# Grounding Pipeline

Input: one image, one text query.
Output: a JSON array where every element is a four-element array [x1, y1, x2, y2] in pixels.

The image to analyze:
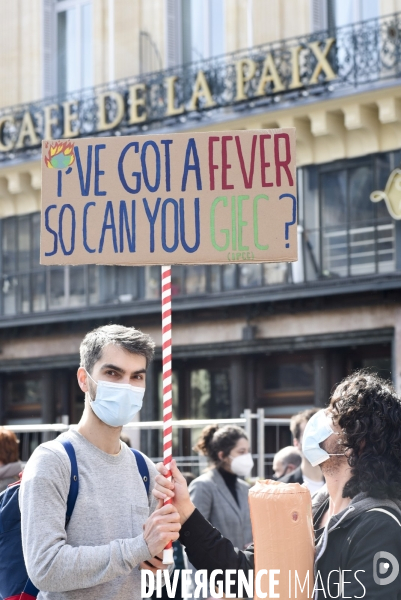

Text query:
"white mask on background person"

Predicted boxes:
[[86, 370, 145, 427], [302, 409, 344, 467], [230, 453, 254, 477]]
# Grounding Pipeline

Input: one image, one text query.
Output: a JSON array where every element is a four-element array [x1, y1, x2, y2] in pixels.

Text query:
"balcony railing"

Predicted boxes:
[[0, 222, 397, 320], [1, 12, 401, 160], [305, 221, 396, 280], [323, 223, 395, 277]]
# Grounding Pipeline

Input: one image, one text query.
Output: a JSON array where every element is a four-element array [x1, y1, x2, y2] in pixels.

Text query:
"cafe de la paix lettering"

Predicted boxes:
[[0, 37, 336, 153]]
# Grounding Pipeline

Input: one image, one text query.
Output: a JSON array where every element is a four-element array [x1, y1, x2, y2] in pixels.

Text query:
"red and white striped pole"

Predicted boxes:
[[161, 266, 174, 564]]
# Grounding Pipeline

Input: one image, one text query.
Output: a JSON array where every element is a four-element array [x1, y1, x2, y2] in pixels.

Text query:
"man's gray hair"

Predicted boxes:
[[274, 446, 302, 469], [80, 324, 155, 374]]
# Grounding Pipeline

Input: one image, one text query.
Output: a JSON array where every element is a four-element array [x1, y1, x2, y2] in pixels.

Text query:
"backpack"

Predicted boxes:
[[0, 439, 150, 600]]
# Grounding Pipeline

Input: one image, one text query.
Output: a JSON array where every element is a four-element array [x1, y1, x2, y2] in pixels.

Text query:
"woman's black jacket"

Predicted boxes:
[[179, 489, 401, 599]]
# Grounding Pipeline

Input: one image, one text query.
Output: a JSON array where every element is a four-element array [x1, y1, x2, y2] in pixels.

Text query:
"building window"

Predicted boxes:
[[263, 361, 314, 392], [48, 265, 86, 308], [114, 266, 138, 303], [303, 151, 397, 281], [312, 0, 379, 32], [4, 372, 43, 424], [166, 0, 225, 67], [239, 264, 263, 288], [185, 266, 206, 295], [332, 0, 379, 27], [210, 265, 221, 292], [0, 213, 144, 316], [257, 354, 316, 410], [139, 31, 162, 75], [263, 263, 289, 285], [182, 0, 225, 63], [311, 0, 329, 32], [188, 366, 231, 451], [56, 0, 93, 95], [144, 266, 161, 299], [2, 152, 397, 319], [190, 368, 231, 419], [2, 213, 45, 315], [222, 264, 237, 290], [171, 266, 184, 297]]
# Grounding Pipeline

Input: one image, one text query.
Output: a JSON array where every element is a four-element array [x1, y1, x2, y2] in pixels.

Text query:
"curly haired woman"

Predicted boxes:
[[155, 371, 401, 600]]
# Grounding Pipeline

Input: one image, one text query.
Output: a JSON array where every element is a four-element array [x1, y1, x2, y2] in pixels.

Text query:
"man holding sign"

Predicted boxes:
[[35, 127, 298, 598], [19, 324, 178, 600]]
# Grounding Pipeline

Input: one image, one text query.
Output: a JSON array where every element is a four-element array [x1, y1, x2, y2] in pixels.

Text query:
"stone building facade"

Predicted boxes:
[[1, 0, 401, 457]]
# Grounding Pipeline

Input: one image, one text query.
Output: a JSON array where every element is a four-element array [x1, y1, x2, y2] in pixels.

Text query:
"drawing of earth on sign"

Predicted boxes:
[[44, 141, 75, 169]]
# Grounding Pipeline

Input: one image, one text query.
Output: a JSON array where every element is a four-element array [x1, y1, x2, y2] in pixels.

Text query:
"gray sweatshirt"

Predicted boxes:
[[19, 429, 159, 600]]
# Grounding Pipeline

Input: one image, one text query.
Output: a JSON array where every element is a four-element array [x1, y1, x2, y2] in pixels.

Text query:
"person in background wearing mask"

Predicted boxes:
[[19, 325, 180, 600], [189, 425, 253, 550], [183, 425, 253, 599], [153, 372, 401, 599], [0, 427, 24, 493], [279, 407, 325, 495], [272, 445, 301, 480]]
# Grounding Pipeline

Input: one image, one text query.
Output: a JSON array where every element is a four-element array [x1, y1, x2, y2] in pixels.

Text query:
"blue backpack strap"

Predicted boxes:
[[131, 449, 150, 496], [23, 577, 39, 597], [59, 439, 79, 523]]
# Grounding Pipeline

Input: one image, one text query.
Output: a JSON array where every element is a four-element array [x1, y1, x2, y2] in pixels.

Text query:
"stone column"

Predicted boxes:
[[41, 370, 55, 424], [230, 356, 246, 418], [59, 370, 70, 424], [314, 352, 329, 407]]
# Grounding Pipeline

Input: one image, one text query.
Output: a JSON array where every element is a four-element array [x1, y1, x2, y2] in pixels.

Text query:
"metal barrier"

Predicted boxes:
[[6, 412, 291, 478]]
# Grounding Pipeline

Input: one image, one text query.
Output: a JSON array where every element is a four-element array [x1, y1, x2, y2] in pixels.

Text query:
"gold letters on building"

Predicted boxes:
[[0, 37, 337, 151]]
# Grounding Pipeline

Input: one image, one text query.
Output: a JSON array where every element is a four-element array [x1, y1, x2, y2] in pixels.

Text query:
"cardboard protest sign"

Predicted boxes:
[[40, 129, 297, 266]]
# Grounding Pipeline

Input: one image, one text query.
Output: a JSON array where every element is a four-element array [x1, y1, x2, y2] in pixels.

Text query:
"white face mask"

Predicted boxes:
[[86, 370, 145, 427], [302, 409, 344, 467], [229, 453, 254, 477]]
